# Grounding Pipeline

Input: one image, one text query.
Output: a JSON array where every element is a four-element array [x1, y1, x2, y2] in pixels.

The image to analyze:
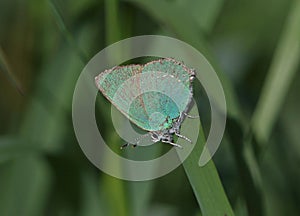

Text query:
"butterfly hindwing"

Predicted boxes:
[[96, 65, 151, 130]]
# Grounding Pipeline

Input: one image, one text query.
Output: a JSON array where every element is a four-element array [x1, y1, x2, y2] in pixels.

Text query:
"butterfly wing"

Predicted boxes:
[[95, 58, 195, 132], [140, 58, 194, 129], [95, 65, 153, 131]]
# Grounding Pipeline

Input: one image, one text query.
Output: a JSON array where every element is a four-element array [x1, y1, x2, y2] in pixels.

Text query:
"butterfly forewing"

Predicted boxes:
[[140, 58, 193, 129]]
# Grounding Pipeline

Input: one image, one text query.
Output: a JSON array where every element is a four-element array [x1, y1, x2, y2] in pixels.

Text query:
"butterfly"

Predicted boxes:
[[95, 58, 197, 148]]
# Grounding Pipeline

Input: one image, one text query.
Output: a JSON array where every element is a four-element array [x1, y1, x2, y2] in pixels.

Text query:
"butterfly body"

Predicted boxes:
[[95, 58, 196, 147]]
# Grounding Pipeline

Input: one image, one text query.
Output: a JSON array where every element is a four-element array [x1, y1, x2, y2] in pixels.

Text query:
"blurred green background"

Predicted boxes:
[[1, 0, 300, 215]]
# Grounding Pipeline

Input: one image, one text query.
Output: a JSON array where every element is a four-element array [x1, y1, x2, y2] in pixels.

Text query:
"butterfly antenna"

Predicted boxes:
[[175, 132, 192, 143], [120, 133, 151, 149], [120, 143, 129, 149], [120, 142, 138, 149]]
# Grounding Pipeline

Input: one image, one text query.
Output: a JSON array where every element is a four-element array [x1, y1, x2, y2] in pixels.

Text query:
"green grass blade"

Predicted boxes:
[[182, 125, 234, 216], [252, 0, 300, 144], [127, 181, 154, 216], [105, 0, 122, 44], [80, 171, 106, 216], [101, 2, 130, 216], [101, 135, 129, 216], [48, 0, 88, 63], [0, 137, 41, 163], [0, 46, 24, 95], [174, 104, 234, 215], [125, 0, 223, 34], [20, 46, 84, 153], [105, 0, 128, 63], [177, 0, 224, 34], [0, 156, 52, 216], [227, 119, 263, 216]]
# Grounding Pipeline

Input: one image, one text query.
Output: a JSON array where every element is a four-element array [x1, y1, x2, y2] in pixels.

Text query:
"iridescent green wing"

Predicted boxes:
[[139, 58, 194, 130], [95, 58, 194, 132], [95, 65, 152, 131]]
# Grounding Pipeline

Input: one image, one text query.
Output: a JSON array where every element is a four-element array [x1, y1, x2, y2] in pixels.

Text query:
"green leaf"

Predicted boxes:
[[252, 0, 300, 144]]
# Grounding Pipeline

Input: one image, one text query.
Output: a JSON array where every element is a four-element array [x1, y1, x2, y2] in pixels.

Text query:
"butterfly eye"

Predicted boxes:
[[189, 74, 196, 82]]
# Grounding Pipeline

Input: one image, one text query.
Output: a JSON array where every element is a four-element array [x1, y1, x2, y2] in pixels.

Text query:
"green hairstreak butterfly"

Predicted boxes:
[[95, 58, 197, 148]]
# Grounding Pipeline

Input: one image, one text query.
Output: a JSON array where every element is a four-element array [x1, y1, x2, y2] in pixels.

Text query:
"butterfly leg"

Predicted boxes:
[[161, 139, 183, 148], [183, 112, 200, 119], [175, 132, 192, 143]]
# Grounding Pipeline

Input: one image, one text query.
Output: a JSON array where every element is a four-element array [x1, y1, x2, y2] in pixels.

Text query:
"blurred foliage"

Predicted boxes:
[[1, 0, 300, 216]]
